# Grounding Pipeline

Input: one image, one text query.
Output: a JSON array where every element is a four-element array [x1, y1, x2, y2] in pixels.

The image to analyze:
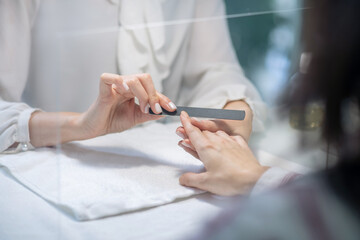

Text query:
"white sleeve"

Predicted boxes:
[[250, 167, 302, 196], [179, 0, 266, 132], [0, 0, 40, 153], [0, 100, 38, 153]]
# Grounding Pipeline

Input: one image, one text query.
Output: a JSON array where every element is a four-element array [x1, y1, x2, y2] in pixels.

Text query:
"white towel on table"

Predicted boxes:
[[0, 122, 204, 221]]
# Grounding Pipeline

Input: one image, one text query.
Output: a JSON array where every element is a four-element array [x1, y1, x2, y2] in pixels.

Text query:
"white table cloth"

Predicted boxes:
[[0, 115, 321, 240], [0, 122, 204, 220]]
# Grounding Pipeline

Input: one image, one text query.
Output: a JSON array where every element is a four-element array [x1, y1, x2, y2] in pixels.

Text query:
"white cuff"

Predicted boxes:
[[4, 108, 39, 154], [16, 108, 38, 143]]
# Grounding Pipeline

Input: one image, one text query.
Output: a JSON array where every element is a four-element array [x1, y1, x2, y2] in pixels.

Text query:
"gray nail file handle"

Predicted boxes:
[[149, 106, 245, 121]]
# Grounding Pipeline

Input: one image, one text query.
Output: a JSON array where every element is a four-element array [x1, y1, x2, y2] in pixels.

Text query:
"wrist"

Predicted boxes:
[[29, 112, 90, 147], [223, 100, 253, 139], [75, 112, 100, 140], [232, 165, 270, 195]]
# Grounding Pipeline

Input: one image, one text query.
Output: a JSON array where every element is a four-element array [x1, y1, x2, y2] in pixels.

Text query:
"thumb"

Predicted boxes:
[[134, 105, 164, 124], [179, 172, 209, 191]]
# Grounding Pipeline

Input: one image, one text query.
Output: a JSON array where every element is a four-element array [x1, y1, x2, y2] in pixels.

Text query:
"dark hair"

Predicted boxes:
[[289, 0, 360, 161], [291, 0, 360, 217]]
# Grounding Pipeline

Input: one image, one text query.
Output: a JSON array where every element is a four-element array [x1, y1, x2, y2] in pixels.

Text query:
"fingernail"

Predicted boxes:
[[144, 104, 150, 114], [176, 131, 185, 139], [122, 81, 129, 91], [112, 84, 117, 90], [155, 103, 162, 113], [169, 102, 177, 110], [181, 141, 191, 148]]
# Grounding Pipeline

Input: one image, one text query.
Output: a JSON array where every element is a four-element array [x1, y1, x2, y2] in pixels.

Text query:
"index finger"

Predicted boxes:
[[180, 111, 208, 150], [99, 73, 131, 98], [136, 73, 161, 114]]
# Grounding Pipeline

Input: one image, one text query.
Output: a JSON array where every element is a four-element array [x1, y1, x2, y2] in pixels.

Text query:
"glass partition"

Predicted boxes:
[[2, 1, 335, 239]]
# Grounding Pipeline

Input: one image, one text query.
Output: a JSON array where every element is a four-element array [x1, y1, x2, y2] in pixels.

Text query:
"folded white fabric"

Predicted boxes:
[[0, 122, 204, 221]]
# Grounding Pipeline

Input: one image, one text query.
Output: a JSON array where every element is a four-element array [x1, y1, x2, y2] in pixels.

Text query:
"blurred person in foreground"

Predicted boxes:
[[178, 0, 360, 238]]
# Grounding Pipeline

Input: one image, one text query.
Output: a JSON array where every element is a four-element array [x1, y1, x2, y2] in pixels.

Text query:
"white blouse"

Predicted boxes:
[[0, 0, 266, 153]]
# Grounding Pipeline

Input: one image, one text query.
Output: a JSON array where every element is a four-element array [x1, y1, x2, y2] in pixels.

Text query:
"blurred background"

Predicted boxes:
[[1, 2, 342, 240], [225, 0, 304, 105], [222, 0, 330, 170]]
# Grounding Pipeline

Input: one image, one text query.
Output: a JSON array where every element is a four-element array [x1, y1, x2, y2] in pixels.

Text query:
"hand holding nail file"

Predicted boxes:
[[149, 106, 246, 121]]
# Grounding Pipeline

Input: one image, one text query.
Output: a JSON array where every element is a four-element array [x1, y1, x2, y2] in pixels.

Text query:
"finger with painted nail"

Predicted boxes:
[[135, 74, 175, 114], [157, 91, 177, 113], [123, 75, 151, 113]]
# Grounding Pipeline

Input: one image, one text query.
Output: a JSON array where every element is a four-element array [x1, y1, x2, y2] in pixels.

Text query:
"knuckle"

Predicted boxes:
[[236, 135, 246, 143], [100, 74, 110, 84], [158, 92, 170, 102], [187, 127, 196, 134], [220, 138, 228, 145], [142, 73, 151, 80], [163, 96, 171, 103], [197, 174, 207, 184], [126, 77, 138, 86], [141, 95, 149, 103], [179, 175, 189, 185], [115, 75, 122, 82], [234, 135, 247, 146], [100, 73, 108, 79], [149, 94, 159, 103], [203, 130, 213, 137], [199, 142, 213, 151]]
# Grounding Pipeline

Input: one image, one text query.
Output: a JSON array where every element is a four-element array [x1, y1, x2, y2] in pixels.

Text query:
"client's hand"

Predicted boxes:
[[175, 101, 253, 147], [81, 73, 176, 138], [177, 111, 268, 196]]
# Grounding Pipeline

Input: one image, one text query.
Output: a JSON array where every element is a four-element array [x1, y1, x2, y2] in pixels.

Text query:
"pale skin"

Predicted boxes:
[[29, 73, 175, 147], [29, 73, 260, 196], [177, 111, 269, 196], [29, 73, 254, 148], [175, 100, 253, 144]]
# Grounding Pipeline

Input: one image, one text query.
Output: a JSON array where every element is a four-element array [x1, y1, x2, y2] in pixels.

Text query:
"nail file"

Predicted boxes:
[[149, 106, 245, 121]]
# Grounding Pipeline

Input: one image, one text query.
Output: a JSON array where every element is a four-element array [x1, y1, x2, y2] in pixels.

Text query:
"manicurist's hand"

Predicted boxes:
[[29, 73, 176, 147], [80, 73, 176, 138], [177, 111, 268, 196]]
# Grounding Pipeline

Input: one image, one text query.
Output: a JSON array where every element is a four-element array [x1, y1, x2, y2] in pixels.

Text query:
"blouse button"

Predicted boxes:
[[21, 143, 28, 151]]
